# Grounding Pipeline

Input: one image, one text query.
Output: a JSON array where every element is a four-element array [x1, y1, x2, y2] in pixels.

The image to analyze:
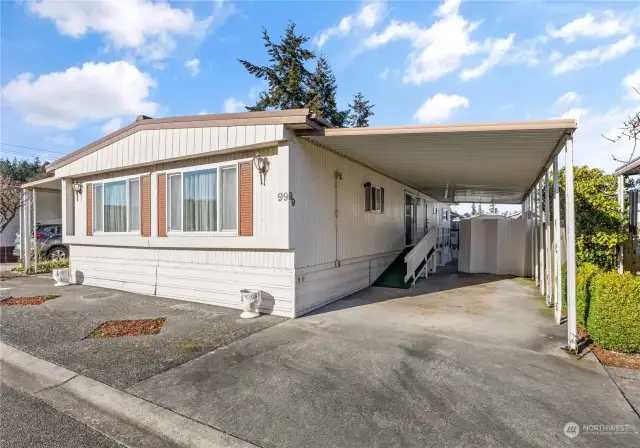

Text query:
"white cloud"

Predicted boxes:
[[552, 35, 638, 74], [556, 92, 582, 106], [185, 58, 200, 76], [27, 0, 214, 61], [198, 110, 210, 115], [102, 117, 123, 135], [558, 108, 589, 120], [547, 11, 631, 42], [223, 97, 246, 113], [414, 93, 469, 124], [460, 34, 515, 81], [365, 0, 513, 84], [314, 1, 386, 47], [379, 67, 390, 79], [1, 61, 158, 130], [45, 135, 75, 146], [623, 68, 640, 99]]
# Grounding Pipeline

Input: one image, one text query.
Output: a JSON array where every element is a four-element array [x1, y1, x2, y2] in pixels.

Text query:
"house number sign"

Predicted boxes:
[[278, 192, 296, 206]]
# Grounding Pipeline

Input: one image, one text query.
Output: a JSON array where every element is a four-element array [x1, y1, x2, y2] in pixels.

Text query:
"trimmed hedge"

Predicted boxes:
[[560, 263, 600, 325], [575, 263, 600, 327], [587, 271, 640, 353]]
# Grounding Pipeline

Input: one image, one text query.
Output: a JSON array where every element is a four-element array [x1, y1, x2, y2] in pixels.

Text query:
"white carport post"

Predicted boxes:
[[32, 189, 38, 274], [531, 184, 540, 286], [544, 171, 552, 307], [565, 137, 577, 350], [538, 181, 545, 296], [553, 157, 562, 325], [617, 175, 625, 274], [22, 189, 32, 273]]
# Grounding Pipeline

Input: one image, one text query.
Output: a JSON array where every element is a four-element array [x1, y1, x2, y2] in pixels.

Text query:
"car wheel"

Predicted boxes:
[[48, 246, 68, 260]]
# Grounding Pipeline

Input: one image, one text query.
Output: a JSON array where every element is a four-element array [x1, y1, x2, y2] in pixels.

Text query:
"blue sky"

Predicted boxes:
[[1, 0, 639, 187]]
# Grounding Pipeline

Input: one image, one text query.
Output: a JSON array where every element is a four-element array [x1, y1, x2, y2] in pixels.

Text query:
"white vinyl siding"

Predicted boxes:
[[55, 125, 285, 178]]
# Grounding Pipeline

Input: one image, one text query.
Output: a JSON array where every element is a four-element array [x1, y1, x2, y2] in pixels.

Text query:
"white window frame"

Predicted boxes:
[[165, 160, 240, 236], [367, 184, 384, 213], [92, 173, 143, 235]]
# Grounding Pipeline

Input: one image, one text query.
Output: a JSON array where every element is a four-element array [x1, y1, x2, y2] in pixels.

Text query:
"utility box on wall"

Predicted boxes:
[[458, 216, 526, 276]]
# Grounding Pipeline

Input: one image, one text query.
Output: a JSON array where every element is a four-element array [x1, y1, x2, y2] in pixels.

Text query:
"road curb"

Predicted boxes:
[[0, 342, 258, 448]]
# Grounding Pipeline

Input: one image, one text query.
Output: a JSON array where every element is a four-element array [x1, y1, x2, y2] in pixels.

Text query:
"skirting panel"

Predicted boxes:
[[70, 245, 295, 317], [294, 250, 400, 317]]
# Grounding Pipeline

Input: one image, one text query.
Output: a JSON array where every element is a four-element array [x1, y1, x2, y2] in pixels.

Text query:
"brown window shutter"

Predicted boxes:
[[239, 162, 253, 236], [86, 183, 93, 236], [157, 174, 167, 237], [141, 175, 151, 237]]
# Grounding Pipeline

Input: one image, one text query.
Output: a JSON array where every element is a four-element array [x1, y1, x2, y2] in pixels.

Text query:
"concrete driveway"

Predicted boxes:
[[129, 271, 639, 448]]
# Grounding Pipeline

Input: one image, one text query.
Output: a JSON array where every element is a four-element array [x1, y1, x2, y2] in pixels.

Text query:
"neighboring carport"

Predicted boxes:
[[19, 177, 62, 273], [299, 119, 580, 350], [614, 156, 640, 273]]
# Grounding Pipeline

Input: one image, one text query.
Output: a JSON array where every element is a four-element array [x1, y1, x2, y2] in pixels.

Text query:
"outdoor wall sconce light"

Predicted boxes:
[[72, 181, 82, 199], [253, 153, 270, 185]]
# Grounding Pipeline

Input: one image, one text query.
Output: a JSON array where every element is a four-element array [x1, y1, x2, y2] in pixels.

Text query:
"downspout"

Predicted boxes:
[[334, 171, 342, 267]]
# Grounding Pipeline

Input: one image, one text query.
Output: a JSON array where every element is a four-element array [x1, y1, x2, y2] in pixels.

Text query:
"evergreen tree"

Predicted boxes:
[[239, 23, 315, 111], [308, 56, 348, 127], [347, 92, 374, 127], [489, 203, 498, 214], [478, 203, 483, 214], [471, 203, 477, 215]]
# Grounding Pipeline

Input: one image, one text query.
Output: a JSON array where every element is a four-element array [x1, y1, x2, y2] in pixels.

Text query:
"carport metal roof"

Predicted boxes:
[[301, 119, 578, 204]]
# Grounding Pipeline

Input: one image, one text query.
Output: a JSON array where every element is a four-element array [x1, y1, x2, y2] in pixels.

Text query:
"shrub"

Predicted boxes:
[[587, 271, 640, 353], [560, 263, 600, 325], [575, 263, 600, 326]]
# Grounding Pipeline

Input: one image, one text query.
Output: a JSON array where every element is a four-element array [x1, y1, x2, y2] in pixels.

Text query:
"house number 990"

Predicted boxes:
[[278, 192, 295, 206]]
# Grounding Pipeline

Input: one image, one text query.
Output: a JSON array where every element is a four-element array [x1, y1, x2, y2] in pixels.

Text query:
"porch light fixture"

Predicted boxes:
[[253, 153, 270, 186], [72, 181, 82, 198]]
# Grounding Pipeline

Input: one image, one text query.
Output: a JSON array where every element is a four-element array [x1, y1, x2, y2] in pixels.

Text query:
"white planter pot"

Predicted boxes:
[[52, 268, 70, 287], [239, 289, 262, 318]]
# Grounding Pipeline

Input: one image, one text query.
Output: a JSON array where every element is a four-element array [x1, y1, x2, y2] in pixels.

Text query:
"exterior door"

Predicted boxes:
[[405, 194, 418, 246]]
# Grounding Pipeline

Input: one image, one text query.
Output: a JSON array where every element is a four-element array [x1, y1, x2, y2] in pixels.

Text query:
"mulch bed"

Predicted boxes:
[[577, 325, 640, 371], [87, 318, 166, 338], [0, 294, 59, 306]]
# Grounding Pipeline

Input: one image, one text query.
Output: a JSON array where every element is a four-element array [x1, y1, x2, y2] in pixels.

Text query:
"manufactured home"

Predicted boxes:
[[39, 109, 453, 317], [24, 109, 584, 348]]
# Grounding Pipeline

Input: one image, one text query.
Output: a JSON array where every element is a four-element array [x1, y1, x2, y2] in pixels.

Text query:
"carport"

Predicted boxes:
[[301, 119, 580, 349], [19, 177, 63, 273]]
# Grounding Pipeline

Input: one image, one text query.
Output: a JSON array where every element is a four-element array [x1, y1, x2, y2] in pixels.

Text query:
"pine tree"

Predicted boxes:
[[239, 23, 315, 111], [347, 92, 374, 127], [489, 203, 498, 214], [478, 203, 483, 214], [471, 203, 477, 215], [308, 56, 348, 127]]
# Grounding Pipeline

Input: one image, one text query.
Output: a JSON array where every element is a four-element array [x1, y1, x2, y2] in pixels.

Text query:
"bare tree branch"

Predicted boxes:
[[605, 90, 639, 163], [0, 174, 24, 233]]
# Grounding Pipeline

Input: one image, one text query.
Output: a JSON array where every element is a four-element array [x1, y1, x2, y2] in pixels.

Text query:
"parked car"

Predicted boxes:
[[13, 224, 69, 261]]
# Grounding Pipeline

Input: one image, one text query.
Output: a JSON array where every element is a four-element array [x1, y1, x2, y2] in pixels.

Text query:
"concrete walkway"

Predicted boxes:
[[129, 273, 640, 448]]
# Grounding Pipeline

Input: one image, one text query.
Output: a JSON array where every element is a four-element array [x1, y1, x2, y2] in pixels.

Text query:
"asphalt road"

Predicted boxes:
[[0, 383, 121, 448]]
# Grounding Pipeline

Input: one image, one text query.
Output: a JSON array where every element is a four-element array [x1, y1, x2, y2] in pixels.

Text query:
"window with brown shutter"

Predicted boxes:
[[238, 161, 253, 236], [141, 175, 151, 237], [86, 183, 93, 236], [157, 173, 167, 237]]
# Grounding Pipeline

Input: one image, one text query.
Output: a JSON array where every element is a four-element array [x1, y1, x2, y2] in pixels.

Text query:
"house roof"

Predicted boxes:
[[46, 108, 327, 173], [614, 155, 640, 176], [300, 119, 577, 204]]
